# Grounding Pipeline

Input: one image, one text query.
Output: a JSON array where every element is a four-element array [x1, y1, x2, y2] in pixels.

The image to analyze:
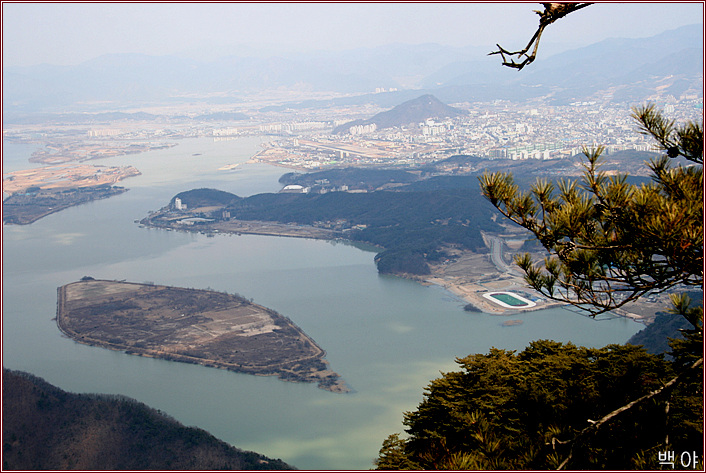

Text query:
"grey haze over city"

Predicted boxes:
[[2, 4, 703, 113], [2, 3, 704, 470], [3, 2, 704, 67]]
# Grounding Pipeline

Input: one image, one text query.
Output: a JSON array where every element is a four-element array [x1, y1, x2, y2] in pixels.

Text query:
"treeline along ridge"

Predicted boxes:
[[169, 175, 504, 276]]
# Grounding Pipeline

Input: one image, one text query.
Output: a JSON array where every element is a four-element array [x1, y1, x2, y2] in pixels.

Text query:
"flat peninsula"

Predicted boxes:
[[56, 279, 349, 393], [2, 164, 141, 225]]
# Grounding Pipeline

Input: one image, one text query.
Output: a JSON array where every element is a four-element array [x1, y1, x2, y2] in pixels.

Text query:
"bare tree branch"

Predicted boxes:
[[552, 357, 704, 470], [490, 3, 593, 70]]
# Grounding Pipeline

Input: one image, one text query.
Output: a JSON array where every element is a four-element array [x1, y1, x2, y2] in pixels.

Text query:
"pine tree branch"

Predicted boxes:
[[553, 357, 704, 470]]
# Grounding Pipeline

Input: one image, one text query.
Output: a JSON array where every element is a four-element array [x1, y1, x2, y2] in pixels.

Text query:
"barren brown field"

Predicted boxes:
[[57, 279, 349, 393], [2, 164, 141, 225], [3, 164, 140, 193]]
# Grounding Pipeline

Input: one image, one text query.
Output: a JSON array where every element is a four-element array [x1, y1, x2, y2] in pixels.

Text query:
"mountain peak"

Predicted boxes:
[[334, 94, 464, 134]]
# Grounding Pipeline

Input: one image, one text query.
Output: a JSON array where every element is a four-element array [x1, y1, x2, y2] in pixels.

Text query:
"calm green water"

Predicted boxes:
[[2, 137, 643, 469], [490, 292, 530, 307]]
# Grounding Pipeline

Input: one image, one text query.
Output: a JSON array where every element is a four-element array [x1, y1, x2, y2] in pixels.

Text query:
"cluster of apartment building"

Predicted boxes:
[[213, 97, 700, 170], [41, 95, 699, 172], [342, 99, 702, 162]]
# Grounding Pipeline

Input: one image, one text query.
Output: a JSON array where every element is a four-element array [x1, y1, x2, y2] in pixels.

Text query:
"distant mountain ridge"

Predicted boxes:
[[3, 24, 702, 113], [333, 94, 465, 134]]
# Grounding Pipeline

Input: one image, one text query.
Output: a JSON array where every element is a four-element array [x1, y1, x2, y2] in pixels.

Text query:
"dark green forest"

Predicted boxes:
[[373, 102, 701, 469], [2, 368, 293, 470], [375, 341, 703, 470], [176, 180, 504, 275], [173, 187, 242, 208], [628, 291, 704, 356], [279, 167, 420, 190], [173, 151, 658, 276]]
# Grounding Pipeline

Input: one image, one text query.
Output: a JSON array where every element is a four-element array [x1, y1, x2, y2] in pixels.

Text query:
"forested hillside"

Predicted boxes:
[[178, 182, 504, 276], [375, 341, 703, 470], [173, 187, 242, 208], [2, 369, 293, 470], [628, 291, 704, 356], [167, 150, 661, 277], [279, 168, 420, 190]]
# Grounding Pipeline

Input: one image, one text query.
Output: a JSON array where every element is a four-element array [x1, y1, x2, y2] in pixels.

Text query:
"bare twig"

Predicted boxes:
[[490, 3, 593, 70]]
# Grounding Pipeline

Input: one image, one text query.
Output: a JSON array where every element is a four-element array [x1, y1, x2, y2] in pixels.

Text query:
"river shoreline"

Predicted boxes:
[[139, 211, 658, 325], [139, 213, 571, 317], [2, 164, 141, 225]]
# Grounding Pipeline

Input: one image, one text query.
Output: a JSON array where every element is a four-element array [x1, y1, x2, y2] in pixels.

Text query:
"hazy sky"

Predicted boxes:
[[3, 2, 704, 67]]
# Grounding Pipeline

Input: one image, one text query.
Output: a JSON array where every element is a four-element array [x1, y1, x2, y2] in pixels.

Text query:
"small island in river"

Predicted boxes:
[[56, 279, 349, 393]]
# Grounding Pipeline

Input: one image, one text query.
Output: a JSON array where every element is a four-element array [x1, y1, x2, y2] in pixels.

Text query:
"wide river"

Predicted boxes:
[[2, 136, 643, 469]]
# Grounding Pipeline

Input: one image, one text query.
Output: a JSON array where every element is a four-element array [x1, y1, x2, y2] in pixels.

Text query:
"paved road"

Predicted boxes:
[[487, 235, 521, 275]]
